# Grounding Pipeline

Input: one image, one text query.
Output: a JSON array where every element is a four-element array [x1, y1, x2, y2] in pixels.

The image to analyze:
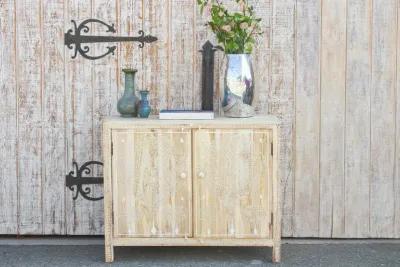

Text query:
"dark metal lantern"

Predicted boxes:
[[199, 41, 223, 111]]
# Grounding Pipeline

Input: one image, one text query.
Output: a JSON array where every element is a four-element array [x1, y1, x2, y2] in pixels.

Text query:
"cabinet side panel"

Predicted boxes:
[[272, 126, 281, 248], [103, 125, 113, 259]]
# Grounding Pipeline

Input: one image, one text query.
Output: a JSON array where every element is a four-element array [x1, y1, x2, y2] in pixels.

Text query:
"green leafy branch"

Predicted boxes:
[[197, 0, 263, 54]]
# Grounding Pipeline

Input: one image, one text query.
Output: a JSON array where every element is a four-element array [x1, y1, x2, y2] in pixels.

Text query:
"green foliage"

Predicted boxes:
[[197, 0, 263, 54]]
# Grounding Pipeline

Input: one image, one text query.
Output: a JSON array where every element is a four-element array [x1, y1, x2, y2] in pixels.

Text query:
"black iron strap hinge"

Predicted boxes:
[[66, 161, 104, 201], [65, 19, 157, 60]]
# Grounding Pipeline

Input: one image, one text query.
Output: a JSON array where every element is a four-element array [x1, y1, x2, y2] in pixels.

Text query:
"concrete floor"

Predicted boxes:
[[0, 241, 399, 266]]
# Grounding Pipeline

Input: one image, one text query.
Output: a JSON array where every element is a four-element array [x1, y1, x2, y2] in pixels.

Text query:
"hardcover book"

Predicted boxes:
[[159, 110, 214, 120]]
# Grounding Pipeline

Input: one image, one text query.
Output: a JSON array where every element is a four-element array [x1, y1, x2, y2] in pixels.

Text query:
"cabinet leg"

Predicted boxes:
[[272, 244, 281, 263], [105, 245, 114, 263]]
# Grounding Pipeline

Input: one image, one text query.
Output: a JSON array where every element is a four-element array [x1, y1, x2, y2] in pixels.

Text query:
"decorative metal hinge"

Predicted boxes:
[[66, 161, 104, 201], [65, 18, 158, 60]]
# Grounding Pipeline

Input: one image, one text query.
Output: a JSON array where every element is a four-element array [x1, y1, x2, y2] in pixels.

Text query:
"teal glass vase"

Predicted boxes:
[[117, 69, 139, 117], [138, 90, 151, 118]]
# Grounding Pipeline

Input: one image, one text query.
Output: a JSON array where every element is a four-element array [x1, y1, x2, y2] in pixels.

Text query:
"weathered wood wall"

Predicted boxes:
[[0, 0, 399, 237]]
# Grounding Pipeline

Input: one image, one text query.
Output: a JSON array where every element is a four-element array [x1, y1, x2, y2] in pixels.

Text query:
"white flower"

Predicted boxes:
[[219, 11, 224, 17], [240, 22, 249, 30], [221, 25, 232, 32]]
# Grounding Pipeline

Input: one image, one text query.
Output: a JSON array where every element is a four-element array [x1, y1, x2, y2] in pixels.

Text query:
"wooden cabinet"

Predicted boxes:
[[103, 117, 280, 263]]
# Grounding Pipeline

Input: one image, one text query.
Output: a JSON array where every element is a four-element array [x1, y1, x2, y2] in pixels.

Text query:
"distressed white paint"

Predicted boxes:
[[0, 0, 399, 238], [345, 0, 371, 238], [319, 0, 346, 238], [294, 0, 321, 237]]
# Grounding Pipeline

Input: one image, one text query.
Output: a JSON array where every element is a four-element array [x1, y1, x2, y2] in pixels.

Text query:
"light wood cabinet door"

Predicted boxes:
[[193, 129, 273, 238], [111, 129, 192, 238]]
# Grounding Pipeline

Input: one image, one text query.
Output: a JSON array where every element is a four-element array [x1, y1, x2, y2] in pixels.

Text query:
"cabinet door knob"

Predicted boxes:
[[180, 172, 187, 179], [198, 172, 205, 178]]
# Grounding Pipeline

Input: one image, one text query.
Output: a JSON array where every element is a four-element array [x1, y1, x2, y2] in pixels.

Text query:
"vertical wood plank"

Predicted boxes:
[[319, 0, 346, 238], [270, 0, 295, 237], [42, 0, 66, 234], [143, 0, 169, 113], [294, 0, 321, 237], [119, 0, 142, 108], [214, 0, 242, 116], [91, 0, 119, 235], [193, 1, 218, 112], [370, 0, 397, 238], [272, 125, 281, 262], [65, 0, 95, 235], [250, 0, 272, 115], [169, 0, 195, 109], [102, 123, 113, 261], [345, 0, 372, 238], [0, 0, 17, 234], [396, 0, 400, 238], [16, 0, 43, 235]]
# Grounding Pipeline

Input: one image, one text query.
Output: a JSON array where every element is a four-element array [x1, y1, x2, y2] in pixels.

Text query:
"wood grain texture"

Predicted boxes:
[[112, 129, 192, 237], [103, 125, 113, 262], [143, 0, 169, 113], [269, 0, 295, 237], [294, 0, 321, 237], [169, 0, 194, 110], [103, 118, 280, 262], [0, 0, 17, 234], [112, 237, 274, 247], [91, 0, 119, 235], [370, 0, 397, 238], [272, 125, 281, 262], [65, 0, 96, 235], [250, 0, 271, 115], [319, 0, 346, 238], [344, 0, 371, 238], [16, 0, 43, 234], [193, 0, 219, 112], [1, 0, 400, 238], [42, 0, 65, 234], [119, 0, 143, 95], [396, 0, 400, 238], [193, 129, 272, 238]]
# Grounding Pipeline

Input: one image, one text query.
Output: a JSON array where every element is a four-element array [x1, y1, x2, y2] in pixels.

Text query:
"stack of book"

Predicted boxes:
[[159, 110, 214, 120]]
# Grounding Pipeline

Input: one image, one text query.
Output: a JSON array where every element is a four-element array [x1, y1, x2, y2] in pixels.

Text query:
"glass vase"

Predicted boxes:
[[117, 69, 139, 117]]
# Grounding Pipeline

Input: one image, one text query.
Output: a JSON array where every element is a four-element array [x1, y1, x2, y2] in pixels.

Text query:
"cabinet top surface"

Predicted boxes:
[[103, 115, 280, 128]]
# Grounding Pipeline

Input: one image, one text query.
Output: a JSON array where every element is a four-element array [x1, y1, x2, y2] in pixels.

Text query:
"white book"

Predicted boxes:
[[159, 110, 214, 120]]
